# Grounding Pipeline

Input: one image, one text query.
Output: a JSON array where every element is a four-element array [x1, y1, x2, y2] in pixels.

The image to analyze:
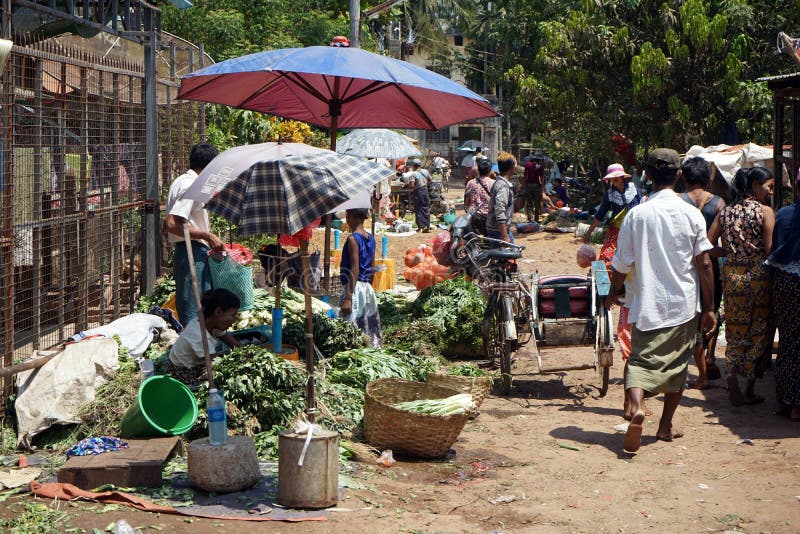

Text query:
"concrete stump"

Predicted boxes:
[[188, 436, 260, 493]]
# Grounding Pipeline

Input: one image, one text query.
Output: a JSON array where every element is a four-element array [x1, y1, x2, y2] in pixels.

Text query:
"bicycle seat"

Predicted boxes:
[[476, 248, 522, 261]]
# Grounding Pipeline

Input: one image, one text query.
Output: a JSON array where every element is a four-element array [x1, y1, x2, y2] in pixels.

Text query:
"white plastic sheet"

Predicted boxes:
[[69, 313, 167, 358], [15, 338, 120, 448]]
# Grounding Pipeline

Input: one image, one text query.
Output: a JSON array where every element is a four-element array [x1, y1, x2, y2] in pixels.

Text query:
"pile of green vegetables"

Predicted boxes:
[[407, 276, 486, 357], [189, 341, 443, 457]]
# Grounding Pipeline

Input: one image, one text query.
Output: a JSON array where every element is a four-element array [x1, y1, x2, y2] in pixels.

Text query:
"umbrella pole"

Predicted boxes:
[[323, 111, 339, 295], [300, 239, 316, 422], [323, 215, 332, 295], [182, 224, 215, 390], [274, 243, 282, 309]]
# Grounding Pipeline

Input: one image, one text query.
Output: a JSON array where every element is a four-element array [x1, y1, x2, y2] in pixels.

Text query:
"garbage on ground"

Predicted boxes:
[[0, 467, 42, 489], [489, 494, 516, 505], [66, 437, 129, 458], [376, 450, 395, 467]]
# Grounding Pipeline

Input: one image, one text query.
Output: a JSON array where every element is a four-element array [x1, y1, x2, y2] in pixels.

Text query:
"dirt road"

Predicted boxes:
[[9, 187, 800, 533]]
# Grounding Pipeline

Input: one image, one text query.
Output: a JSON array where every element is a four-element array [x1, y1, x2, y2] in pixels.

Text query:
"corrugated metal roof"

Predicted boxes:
[[756, 72, 800, 82]]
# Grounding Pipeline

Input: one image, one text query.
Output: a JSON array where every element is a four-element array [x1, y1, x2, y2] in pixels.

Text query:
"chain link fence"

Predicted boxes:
[[0, 14, 206, 367]]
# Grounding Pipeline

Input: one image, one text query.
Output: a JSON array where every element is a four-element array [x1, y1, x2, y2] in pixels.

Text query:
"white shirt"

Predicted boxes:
[[461, 153, 476, 168], [611, 189, 712, 332], [165, 169, 211, 245], [168, 317, 218, 368]]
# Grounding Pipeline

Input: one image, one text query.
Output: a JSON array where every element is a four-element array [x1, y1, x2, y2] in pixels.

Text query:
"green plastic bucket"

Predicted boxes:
[[120, 375, 198, 438]]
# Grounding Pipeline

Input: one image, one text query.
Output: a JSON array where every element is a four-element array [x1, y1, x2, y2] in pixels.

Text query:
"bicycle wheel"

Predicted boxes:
[[481, 294, 499, 360], [498, 293, 515, 395], [596, 301, 611, 397]]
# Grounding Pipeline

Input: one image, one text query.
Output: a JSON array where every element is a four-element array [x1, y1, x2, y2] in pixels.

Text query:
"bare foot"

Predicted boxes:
[[623, 411, 645, 452], [790, 406, 800, 422], [656, 426, 684, 442], [688, 377, 710, 390], [727, 375, 744, 407]]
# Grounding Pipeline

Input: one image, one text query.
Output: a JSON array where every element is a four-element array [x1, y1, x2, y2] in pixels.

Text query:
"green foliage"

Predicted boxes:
[[409, 276, 486, 356], [0, 503, 71, 533], [196, 346, 307, 435], [493, 0, 797, 161], [447, 363, 485, 377], [327, 348, 415, 389], [312, 315, 369, 360], [135, 274, 175, 312]]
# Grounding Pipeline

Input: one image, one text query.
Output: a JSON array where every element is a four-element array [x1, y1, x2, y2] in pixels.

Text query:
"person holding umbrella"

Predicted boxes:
[[163, 143, 226, 326], [409, 159, 432, 233]]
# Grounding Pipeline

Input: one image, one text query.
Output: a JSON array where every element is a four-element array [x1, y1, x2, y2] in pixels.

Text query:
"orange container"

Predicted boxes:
[[372, 258, 396, 292]]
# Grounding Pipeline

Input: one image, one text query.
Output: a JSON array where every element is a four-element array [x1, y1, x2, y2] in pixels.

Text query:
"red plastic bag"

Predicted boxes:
[[431, 231, 452, 266], [225, 243, 254, 265], [278, 218, 321, 247]]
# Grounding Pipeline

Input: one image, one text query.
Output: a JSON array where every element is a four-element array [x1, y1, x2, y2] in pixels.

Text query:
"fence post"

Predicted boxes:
[[142, 9, 159, 293]]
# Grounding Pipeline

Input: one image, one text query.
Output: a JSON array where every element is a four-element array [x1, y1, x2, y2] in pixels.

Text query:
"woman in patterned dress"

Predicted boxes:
[[707, 167, 775, 406], [766, 175, 800, 420]]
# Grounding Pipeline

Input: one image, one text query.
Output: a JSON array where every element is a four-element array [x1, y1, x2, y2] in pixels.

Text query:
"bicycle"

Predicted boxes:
[[449, 213, 614, 396], [449, 214, 535, 394]]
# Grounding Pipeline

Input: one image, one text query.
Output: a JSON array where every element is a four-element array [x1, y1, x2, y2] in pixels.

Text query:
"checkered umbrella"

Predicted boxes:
[[204, 152, 394, 236]]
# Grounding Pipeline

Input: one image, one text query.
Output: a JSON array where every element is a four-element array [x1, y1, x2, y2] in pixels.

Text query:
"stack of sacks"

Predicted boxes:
[[403, 245, 451, 290]]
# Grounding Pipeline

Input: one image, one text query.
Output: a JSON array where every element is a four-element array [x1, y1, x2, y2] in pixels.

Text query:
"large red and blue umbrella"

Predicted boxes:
[[178, 46, 498, 137]]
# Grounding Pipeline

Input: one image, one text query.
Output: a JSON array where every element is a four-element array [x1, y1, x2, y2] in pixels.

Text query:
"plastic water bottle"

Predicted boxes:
[[114, 520, 141, 534], [207, 389, 228, 446]]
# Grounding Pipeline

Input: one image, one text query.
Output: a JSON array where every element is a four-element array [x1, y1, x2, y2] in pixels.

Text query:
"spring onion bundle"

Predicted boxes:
[[393, 393, 476, 416]]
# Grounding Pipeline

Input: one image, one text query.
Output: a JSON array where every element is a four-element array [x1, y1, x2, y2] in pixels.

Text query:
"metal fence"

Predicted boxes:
[[0, 18, 206, 367]]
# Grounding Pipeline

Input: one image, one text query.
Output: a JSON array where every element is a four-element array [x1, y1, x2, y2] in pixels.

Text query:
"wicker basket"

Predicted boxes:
[[364, 379, 468, 459], [426, 373, 492, 410]]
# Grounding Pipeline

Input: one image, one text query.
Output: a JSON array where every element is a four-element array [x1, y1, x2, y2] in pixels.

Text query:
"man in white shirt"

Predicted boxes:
[[608, 148, 716, 453], [163, 143, 226, 326]]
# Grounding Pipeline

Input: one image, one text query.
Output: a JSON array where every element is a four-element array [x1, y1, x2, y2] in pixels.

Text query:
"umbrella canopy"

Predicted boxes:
[[186, 142, 328, 204], [178, 46, 498, 132], [336, 129, 421, 159], [457, 139, 486, 151], [203, 152, 394, 236]]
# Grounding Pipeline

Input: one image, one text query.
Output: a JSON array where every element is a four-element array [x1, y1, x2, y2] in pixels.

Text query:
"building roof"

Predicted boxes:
[[758, 72, 800, 89]]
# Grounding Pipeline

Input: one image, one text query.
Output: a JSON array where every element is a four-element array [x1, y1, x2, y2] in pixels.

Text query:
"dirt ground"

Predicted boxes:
[[6, 184, 800, 533]]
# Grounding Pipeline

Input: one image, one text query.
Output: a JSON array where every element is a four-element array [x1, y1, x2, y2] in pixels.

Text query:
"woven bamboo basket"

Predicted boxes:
[[364, 379, 468, 459], [425, 373, 492, 410]]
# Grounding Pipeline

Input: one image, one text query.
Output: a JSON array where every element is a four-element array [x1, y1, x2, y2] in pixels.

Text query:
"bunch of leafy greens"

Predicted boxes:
[[312, 315, 368, 359], [314, 381, 365, 435], [375, 292, 411, 329], [194, 346, 306, 436], [383, 319, 442, 359], [408, 276, 486, 357], [134, 274, 175, 313], [326, 348, 415, 389]]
